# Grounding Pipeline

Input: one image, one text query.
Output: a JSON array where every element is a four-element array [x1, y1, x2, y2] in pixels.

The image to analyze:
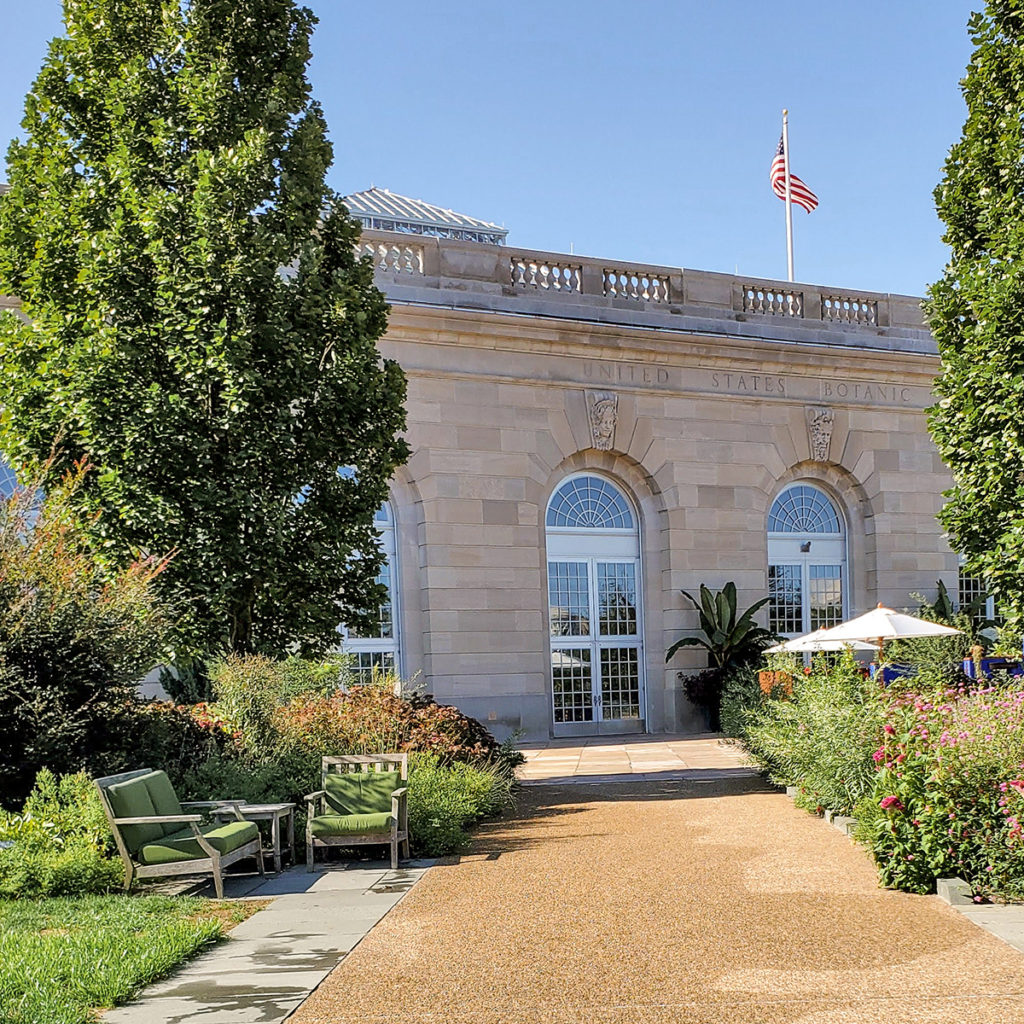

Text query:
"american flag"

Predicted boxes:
[[770, 134, 818, 213]]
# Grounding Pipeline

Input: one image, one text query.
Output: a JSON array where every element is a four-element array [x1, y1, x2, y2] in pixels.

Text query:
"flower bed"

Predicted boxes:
[[738, 645, 1024, 900], [857, 685, 1024, 897]]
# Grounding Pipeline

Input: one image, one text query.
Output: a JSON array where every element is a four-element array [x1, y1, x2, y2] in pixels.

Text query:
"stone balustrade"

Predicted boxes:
[[357, 228, 928, 337], [358, 240, 424, 276], [510, 256, 582, 293], [742, 285, 803, 318]]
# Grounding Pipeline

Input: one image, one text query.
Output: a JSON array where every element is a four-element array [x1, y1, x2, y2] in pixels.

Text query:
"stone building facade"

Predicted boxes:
[[0, 182, 957, 740], [352, 229, 956, 740]]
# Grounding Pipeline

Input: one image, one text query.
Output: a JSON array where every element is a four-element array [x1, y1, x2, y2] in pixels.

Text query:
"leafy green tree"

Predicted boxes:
[[926, 2, 1024, 624], [0, 0, 408, 655]]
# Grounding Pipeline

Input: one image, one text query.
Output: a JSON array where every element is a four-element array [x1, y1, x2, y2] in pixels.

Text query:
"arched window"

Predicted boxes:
[[546, 474, 643, 736], [342, 502, 401, 682], [767, 483, 846, 636], [546, 476, 635, 529]]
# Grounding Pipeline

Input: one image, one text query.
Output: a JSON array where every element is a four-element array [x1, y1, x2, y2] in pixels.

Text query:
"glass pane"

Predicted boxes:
[[808, 564, 843, 630], [552, 648, 593, 723], [600, 647, 640, 720], [597, 563, 637, 636], [548, 562, 591, 637], [0, 458, 15, 499], [350, 650, 395, 684], [769, 564, 803, 634]]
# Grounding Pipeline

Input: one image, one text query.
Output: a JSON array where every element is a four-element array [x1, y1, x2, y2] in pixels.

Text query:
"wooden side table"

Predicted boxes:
[[214, 802, 296, 873]]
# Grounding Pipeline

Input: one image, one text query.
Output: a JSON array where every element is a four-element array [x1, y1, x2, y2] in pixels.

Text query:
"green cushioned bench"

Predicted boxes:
[[95, 768, 264, 898], [305, 754, 410, 871]]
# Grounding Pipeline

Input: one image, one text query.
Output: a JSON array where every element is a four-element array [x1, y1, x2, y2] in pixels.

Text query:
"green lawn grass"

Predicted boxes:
[[0, 893, 256, 1024]]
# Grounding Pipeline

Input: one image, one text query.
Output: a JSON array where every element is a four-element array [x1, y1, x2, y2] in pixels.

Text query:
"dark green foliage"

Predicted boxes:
[[718, 664, 767, 741], [925, 3, 1024, 628], [102, 701, 226, 787], [0, 0, 408, 657], [667, 582, 776, 670], [0, 471, 170, 808], [158, 657, 211, 705]]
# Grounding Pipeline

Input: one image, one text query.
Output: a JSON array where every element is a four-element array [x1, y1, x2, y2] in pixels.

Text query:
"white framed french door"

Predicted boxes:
[[545, 474, 645, 737], [548, 553, 644, 736]]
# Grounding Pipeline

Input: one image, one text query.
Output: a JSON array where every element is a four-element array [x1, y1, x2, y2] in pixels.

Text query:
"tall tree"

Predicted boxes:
[[0, 0, 408, 656], [926, 1, 1024, 625]]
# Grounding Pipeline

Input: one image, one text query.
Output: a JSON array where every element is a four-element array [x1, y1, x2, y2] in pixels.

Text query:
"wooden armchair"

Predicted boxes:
[[305, 754, 410, 871], [94, 768, 264, 898]]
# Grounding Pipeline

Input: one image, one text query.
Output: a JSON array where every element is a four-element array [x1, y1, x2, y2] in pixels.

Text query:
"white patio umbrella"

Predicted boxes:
[[764, 629, 878, 655], [814, 604, 961, 656]]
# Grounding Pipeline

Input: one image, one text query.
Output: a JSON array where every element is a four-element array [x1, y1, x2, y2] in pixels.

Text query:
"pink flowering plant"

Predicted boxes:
[[857, 682, 1024, 898]]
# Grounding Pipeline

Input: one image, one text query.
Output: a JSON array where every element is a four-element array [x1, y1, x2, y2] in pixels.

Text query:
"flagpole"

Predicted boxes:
[[782, 108, 794, 282]]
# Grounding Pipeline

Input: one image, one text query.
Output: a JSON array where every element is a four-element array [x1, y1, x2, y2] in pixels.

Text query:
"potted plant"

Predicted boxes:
[[666, 582, 779, 730]]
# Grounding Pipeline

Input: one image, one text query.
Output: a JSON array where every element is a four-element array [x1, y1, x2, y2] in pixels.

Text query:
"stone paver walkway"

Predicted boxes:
[[103, 861, 430, 1024], [518, 733, 755, 784], [290, 776, 1024, 1024]]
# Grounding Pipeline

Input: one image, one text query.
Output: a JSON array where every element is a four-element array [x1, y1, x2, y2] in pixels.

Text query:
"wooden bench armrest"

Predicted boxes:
[[304, 789, 326, 803], [392, 788, 408, 822], [114, 814, 202, 825]]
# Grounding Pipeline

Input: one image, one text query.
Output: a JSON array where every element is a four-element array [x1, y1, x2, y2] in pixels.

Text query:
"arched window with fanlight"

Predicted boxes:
[[545, 474, 644, 736], [341, 502, 400, 682], [766, 483, 846, 637]]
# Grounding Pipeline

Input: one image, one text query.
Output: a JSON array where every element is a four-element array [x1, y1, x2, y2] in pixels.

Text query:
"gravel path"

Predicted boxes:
[[290, 778, 1024, 1023]]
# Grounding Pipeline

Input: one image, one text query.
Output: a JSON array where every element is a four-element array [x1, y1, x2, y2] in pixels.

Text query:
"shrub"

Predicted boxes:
[[719, 664, 767, 740], [177, 746, 319, 810], [209, 653, 349, 756], [0, 769, 121, 898], [273, 685, 499, 764], [407, 754, 514, 856], [744, 650, 885, 815], [0, 466, 171, 807], [100, 702, 229, 790]]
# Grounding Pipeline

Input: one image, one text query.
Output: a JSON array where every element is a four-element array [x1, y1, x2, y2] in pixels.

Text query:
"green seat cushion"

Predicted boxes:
[[140, 771, 183, 836], [137, 820, 258, 866], [309, 812, 393, 838], [106, 776, 164, 853], [324, 771, 401, 816]]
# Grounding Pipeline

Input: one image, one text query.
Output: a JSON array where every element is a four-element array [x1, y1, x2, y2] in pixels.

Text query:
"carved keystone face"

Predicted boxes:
[[593, 401, 615, 438], [588, 391, 618, 450]]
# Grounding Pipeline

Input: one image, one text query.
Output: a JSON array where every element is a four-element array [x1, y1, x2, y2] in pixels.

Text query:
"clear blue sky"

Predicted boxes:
[[0, 1, 977, 297]]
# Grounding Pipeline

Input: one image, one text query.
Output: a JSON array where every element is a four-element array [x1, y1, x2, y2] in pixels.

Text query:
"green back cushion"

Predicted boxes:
[[325, 771, 400, 815], [142, 771, 183, 837], [106, 776, 163, 853]]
